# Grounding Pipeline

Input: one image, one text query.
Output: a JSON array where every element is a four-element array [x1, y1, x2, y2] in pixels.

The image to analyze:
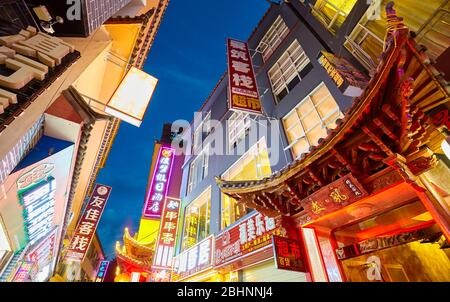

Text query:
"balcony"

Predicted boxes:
[[310, 0, 357, 34], [344, 0, 450, 74]]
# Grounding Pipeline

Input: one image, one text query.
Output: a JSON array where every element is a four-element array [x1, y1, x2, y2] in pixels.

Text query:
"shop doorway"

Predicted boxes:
[[334, 200, 450, 282]]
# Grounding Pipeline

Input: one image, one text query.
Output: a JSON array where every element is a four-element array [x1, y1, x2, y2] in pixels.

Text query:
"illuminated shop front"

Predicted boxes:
[[217, 5, 450, 282], [0, 132, 77, 282], [171, 236, 220, 282], [214, 212, 308, 282]]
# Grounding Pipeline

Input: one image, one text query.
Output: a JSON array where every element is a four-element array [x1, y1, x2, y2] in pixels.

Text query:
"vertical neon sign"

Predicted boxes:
[[95, 261, 110, 282], [143, 146, 175, 219]]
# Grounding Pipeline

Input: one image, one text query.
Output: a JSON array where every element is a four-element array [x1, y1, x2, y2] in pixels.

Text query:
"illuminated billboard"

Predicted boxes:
[[142, 146, 175, 219], [18, 176, 56, 246], [2, 135, 76, 280], [105, 67, 158, 127]]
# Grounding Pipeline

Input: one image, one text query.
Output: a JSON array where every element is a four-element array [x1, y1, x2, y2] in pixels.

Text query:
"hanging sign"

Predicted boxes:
[[227, 38, 263, 115], [65, 184, 111, 262]]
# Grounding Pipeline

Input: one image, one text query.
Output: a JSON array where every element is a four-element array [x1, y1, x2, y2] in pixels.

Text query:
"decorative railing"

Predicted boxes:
[[310, 0, 350, 33]]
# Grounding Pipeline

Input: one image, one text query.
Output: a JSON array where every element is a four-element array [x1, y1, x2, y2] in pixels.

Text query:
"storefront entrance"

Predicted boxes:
[[333, 200, 450, 282], [340, 237, 450, 282]]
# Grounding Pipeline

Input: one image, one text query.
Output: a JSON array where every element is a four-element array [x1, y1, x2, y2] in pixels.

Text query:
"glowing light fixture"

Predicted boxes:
[[105, 67, 158, 127]]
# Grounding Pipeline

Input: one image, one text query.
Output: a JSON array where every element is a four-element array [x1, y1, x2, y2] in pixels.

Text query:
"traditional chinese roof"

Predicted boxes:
[[115, 228, 155, 273], [105, 0, 170, 70], [215, 3, 450, 218]]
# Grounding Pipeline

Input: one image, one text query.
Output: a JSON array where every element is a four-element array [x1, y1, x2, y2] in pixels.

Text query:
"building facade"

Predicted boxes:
[[0, 0, 169, 282], [172, 1, 450, 282]]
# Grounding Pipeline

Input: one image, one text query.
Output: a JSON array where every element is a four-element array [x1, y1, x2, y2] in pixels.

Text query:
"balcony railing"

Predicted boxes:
[[310, 0, 350, 34], [345, 23, 384, 74]]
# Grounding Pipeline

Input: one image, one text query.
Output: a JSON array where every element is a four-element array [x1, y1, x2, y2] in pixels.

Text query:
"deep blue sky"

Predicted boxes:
[[96, 0, 270, 258]]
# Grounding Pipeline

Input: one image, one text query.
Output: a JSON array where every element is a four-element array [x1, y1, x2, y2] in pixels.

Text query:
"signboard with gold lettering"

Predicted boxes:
[[317, 51, 368, 97], [297, 174, 368, 225], [227, 38, 263, 115]]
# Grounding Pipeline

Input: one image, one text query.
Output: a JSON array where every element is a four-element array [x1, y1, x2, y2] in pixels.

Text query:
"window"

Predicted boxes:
[[256, 16, 290, 62], [192, 112, 211, 154], [192, 125, 203, 154], [311, 0, 358, 34], [282, 83, 343, 159], [268, 40, 313, 103], [187, 146, 209, 194], [221, 138, 272, 230], [228, 111, 251, 152], [345, 0, 450, 72], [182, 187, 211, 251]]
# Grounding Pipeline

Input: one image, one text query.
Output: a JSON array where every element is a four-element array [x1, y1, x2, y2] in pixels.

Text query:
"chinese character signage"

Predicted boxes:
[[272, 235, 307, 273], [172, 236, 214, 282], [336, 227, 432, 260], [143, 146, 175, 219], [18, 176, 56, 245], [95, 261, 110, 282], [297, 174, 368, 225], [152, 197, 182, 281], [317, 51, 368, 97], [227, 38, 263, 115], [66, 184, 111, 262], [215, 212, 282, 268]]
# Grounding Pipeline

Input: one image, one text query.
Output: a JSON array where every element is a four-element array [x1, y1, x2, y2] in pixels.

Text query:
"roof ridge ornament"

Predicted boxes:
[[383, 2, 409, 52]]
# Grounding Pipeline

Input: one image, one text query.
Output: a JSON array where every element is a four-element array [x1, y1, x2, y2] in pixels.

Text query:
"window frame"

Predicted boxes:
[[282, 82, 342, 159], [267, 39, 312, 103], [182, 187, 211, 251], [227, 111, 252, 152], [186, 145, 210, 194], [220, 137, 271, 230], [256, 15, 290, 62]]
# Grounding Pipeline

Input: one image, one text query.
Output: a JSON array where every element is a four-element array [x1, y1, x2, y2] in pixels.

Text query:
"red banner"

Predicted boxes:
[[65, 184, 111, 262], [214, 212, 283, 269], [227, 38, 262, 115], [272, 235, 307, 272], [297, 174, 368, 225], [151, 197, 182, 281]]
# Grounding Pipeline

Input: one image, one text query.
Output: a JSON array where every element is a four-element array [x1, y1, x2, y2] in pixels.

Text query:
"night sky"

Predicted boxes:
[[96, 0, 270, 259]]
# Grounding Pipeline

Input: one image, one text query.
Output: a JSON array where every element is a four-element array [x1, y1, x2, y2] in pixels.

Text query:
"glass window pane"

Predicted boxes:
[[286, 126, 303, 142], [323, 110, 341, 129], [311, 84, 331, 105], [292, 138, 310, 158], [302, 111, 321, 131], [283, 113, 298, 128], [316, 98, 338, 119], [307, 124, 328, 146], [297, 99, 315, 117]]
